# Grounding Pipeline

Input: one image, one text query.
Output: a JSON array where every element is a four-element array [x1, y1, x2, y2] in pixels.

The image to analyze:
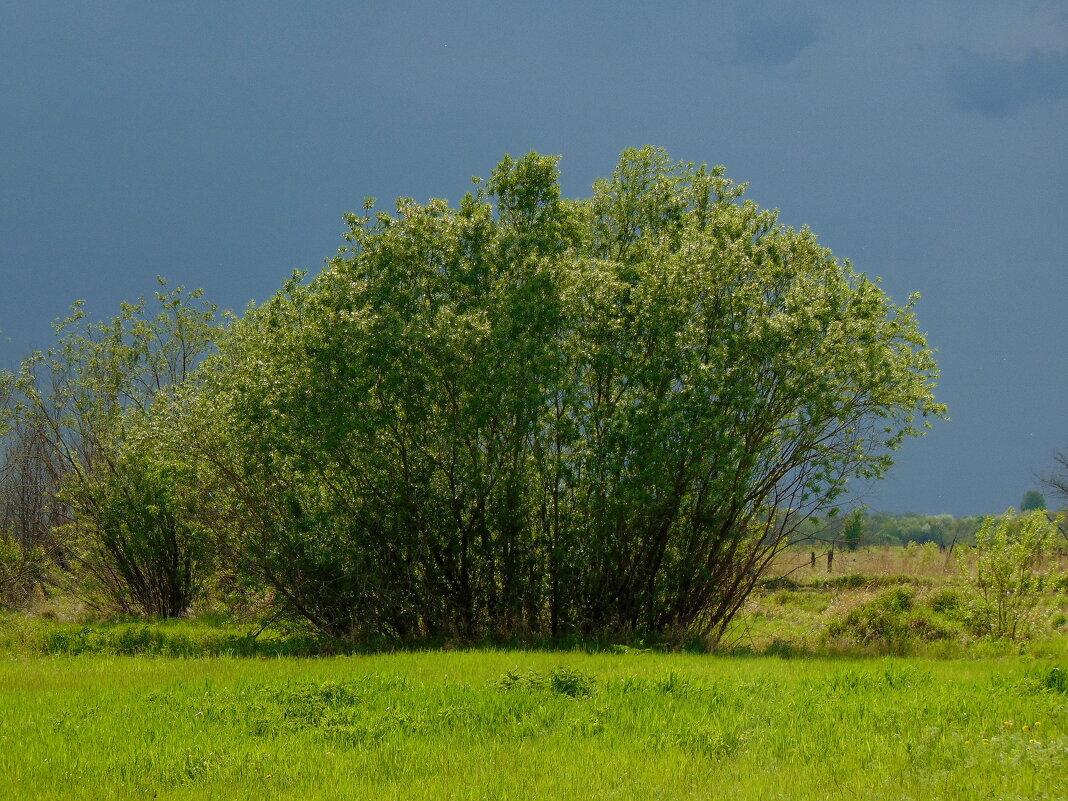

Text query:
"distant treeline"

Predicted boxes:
[[801, 511, 1061, 550]]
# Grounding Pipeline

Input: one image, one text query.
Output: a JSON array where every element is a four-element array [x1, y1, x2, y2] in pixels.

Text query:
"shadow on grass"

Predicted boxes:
[[3, 608, 1060, 661], [16, 616, 714, 659], [758, 572, 934, 592]]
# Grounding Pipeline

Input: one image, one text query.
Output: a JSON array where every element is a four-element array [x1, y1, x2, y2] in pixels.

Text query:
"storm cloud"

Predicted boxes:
[[718, 8, 824, 69], [944, 48, 1068, 117]]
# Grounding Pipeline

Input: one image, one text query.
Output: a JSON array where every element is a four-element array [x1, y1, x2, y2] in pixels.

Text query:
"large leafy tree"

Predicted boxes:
[[180, 147, 944, 641]]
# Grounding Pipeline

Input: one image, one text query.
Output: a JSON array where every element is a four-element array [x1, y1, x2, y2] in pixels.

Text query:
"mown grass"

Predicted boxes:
[[0, 648, 1065, 800]]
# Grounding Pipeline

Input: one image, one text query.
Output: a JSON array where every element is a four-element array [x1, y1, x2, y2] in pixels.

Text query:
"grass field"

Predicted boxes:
[[0, 646, 1066, 799], [1, 545, 1066, 800]]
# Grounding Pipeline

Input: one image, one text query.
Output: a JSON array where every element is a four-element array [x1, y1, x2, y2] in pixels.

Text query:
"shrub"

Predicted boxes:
[[926, 586, 965, 615], [0, 535, 47, 609], [62, 449, 211, 618], [5, 282, 220, 618], [967, 509, 1064, 640], [170, 148, 943, 642], [827, 586, 955, 645]]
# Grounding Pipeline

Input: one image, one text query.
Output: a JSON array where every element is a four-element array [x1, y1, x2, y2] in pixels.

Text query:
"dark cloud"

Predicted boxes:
[[720, 8, 824, 68], [944, 49, 1068, 117]]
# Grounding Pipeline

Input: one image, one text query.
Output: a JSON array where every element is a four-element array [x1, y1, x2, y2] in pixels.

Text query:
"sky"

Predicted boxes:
[[1, 1, 1065, 517]]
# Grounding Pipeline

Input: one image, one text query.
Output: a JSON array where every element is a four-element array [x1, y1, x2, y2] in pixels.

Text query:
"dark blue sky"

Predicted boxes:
[[2, 1, 1065, 516]]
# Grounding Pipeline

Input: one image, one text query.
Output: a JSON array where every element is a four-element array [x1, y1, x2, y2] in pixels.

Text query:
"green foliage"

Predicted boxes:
[[967, 509, 1064, 641], [926, 586, 966, 614], [827, 587, 957, 646], [496, 665, 598, 697], [842, 508, 864, 551], [1039, 665, 1067, 693], [14, 280, 218, 462], [60, 447, 211, 617], [175, 147, 943, 641], [0, 535, 47, 608], [6, 281, 221, 617], [809, 510, 983, 548], [1021, 490, 1047, 511], [1050, 572, 1068, 594]]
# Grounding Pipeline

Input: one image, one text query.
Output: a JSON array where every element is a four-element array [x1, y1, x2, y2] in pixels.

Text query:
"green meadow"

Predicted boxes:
[[3, 545, 1068, 800], [3, 541, 1068, 799], [1, 629, 1065, 800]]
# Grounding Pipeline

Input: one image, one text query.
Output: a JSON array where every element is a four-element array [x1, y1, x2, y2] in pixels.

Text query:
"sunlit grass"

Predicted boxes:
[[0, 649, 1065, 800], [2, 543, 1066, 799]]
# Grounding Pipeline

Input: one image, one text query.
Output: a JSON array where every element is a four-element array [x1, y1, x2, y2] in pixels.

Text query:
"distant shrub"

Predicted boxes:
[[902, 608, 954, 641], [0, 536, 47, 609], [813, 573, 929, 591], [874, 586, 913, 613], [827, 587, 956, 646], [967, 509, 1064, 640], [926, 587, 965, 615], [820, 574, 875, 591]]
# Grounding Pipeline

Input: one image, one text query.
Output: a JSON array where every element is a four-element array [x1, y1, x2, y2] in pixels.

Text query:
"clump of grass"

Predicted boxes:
[[1035, 665, 1068, 693], [495, 665, 598, 697], [757, 576, 802, 591], [1, 615, 335, 658], [826, 586, 959, 647], [766, 590, 831, 615]]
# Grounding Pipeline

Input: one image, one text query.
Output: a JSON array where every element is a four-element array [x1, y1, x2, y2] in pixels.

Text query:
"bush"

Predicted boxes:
[[967, 509, 1063, 641], [62, 450, 211, 618], [4, 282, 220, 619], [814, 573, 927, 591], [827, 587, 956, 646], [926, 587, 965, 615], [169, 147, 943, 642], [0, 535, 47, 609]]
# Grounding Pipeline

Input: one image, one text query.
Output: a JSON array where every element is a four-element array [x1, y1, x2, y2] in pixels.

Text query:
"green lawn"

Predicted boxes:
[[1, 649, 1064, 800]]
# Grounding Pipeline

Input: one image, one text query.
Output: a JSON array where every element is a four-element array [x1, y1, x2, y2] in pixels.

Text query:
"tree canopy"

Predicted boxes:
[[148, 147, 944, 641], [1020, 490, 1047, 512]]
